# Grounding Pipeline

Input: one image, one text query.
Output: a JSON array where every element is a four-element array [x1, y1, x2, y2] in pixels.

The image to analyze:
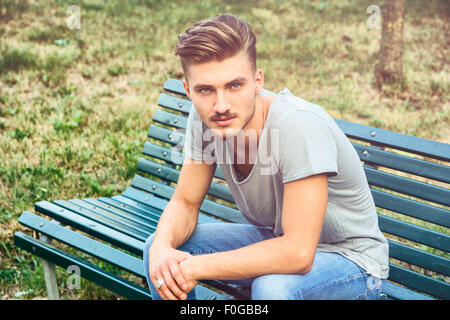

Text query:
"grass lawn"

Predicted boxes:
[[0, 0, 448, 299]]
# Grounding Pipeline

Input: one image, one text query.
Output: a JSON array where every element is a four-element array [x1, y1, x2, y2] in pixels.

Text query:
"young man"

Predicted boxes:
[[143, 14, 389, 300]]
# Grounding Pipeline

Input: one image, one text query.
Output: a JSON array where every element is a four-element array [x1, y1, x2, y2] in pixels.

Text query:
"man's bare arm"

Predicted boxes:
[[151, 156, 216, 249], [148, 156, 216, 299], [180, 173, 328, 281]]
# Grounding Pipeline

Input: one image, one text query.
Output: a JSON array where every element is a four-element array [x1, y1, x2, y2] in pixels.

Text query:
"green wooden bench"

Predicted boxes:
[[14, 78, 450, 300]]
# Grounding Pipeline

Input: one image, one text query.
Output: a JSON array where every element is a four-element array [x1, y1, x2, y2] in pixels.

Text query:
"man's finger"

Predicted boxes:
[[161, 267, 185, 300], [150, 272, 167, 300], [169, 260, 189, 293]]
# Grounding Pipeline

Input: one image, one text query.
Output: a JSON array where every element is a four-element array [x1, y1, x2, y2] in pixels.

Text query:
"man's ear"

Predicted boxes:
[[254, 69, 264, 96], [182, 79, 191, 100]]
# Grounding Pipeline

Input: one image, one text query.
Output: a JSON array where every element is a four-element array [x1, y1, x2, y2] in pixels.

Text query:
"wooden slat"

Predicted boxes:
[[371, 189, 450, 228], [388, 240, 449, 276], [18, 211, 145, 275], [98, 197, 163, 223], [335, 118, 450, 162], [365, 167, 450, 206], [164, 78, 187, 96], [67, 198, 155, 235], [118, 188, 222, 225], [141, 141, 225, 179], [158, 93, 192, 115], [34, 201, 144, 255], [354, 142, 450, 183], [382, 281, 434, 300], [147, 124, 184, 146], [14, 232, 153, 300], [51, 200, 150, 241], [142, 141, 185, 166], [378, 214, 450, 252], [388, 264, 450, 299], [131, 174, 247, 224], [82, 198, 160, 228], [136, 157, 234, 203], [152, 109, 187, 129]]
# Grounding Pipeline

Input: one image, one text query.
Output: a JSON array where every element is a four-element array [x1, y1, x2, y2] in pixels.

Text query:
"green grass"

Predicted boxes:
[[0, 47, 41, 73], [0, 0, 449, 299]]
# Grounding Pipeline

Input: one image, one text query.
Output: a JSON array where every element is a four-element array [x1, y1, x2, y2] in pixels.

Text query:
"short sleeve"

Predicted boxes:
[[184, 107, 216, 163], [279, 111, 338, 183]]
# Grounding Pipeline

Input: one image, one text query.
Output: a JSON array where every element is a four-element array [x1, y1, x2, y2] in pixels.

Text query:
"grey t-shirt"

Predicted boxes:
[[184, 88, 389, 279]]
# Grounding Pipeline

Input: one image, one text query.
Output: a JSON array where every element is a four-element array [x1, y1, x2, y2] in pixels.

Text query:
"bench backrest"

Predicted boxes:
[[129, 78, 450, 299]]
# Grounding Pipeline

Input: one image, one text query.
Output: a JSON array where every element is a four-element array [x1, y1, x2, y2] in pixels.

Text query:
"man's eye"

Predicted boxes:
[[200, 88, 211, 94], [230, 83, 241, 89]]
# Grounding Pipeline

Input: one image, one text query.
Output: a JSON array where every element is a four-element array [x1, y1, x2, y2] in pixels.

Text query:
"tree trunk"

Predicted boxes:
[[374, 0, 406, 89]]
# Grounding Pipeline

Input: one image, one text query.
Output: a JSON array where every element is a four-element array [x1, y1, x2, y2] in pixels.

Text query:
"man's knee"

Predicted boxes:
[[144, 233, 155, 258], [143, 233, 156, 279], [251, 275, 302, 300]]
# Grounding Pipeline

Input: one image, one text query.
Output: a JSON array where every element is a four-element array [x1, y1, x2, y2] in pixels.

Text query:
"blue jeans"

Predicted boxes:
[[143, 223, 385, 300]]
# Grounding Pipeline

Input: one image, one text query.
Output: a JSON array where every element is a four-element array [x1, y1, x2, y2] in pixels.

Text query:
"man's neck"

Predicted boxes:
[[232, 95, 274, 166]]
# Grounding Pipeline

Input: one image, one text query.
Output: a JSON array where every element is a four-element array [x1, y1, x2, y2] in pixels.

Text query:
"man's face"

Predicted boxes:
[[183, 50, 263, 139]]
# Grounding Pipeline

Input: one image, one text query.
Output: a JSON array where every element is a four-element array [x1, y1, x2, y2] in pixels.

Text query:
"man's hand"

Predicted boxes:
[[148, 245, 193, 300], [179, 257, 199, 293]]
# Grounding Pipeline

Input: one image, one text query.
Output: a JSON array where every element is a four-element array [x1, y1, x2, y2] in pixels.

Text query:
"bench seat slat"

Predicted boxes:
[[18, 211, 145, 275], [59, 199, 153, 238], [164, 78, 186, 95], [34, 201, 144, 255], [388, 264, 450, 299], [137, 157, 234, 203], [82, 198, 160, 228], [142, 141, 224, 179], [382, 281, 434, 300], [372, 189, 450, 228], [119, 188, 223, 225], [41, 200, 149, 242], [119, 188, 170, 213], [131, 174, 247, 224], [98, 197, 163, 223], [158, 93, 192, 115], [365, 167, 450, 206], [148, 124, 184, 146], [335, 118, 450, 162], [379, 214, 450, 252], [354, 143, 450, 184], [14, 232, 152, 300], [388, 240, 449, 276], [152, 109, 187, 129]]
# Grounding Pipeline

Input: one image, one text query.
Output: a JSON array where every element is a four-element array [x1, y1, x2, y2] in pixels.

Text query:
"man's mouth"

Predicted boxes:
[[213, 116, 235, 126]]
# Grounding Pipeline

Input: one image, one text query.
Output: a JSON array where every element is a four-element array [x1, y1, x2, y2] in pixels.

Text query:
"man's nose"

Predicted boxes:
[[213, 91, 230, 114]]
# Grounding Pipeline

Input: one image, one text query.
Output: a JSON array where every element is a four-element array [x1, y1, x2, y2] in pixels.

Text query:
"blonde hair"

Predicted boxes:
[[175, 14, 257, 75]]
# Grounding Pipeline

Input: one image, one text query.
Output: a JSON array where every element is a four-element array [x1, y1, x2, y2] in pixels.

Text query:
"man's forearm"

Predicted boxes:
[[185, 236, 313, 281], [151, 199, 199, 249]]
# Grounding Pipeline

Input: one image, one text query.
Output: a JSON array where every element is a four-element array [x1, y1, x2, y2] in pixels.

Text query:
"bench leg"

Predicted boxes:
[[39, 234, 60, 300]]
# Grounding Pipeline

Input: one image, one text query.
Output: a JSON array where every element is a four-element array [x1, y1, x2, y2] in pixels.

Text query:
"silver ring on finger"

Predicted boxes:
[[156, 279, 165, 289]]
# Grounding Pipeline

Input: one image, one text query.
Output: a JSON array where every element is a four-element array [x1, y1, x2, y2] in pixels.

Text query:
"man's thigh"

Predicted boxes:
[[177, 223, 274, 255], [251, 252, 382, 300]]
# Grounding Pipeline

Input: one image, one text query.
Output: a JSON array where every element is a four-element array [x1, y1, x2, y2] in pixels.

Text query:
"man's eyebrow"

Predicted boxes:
[[193, 77, 247, 91]]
